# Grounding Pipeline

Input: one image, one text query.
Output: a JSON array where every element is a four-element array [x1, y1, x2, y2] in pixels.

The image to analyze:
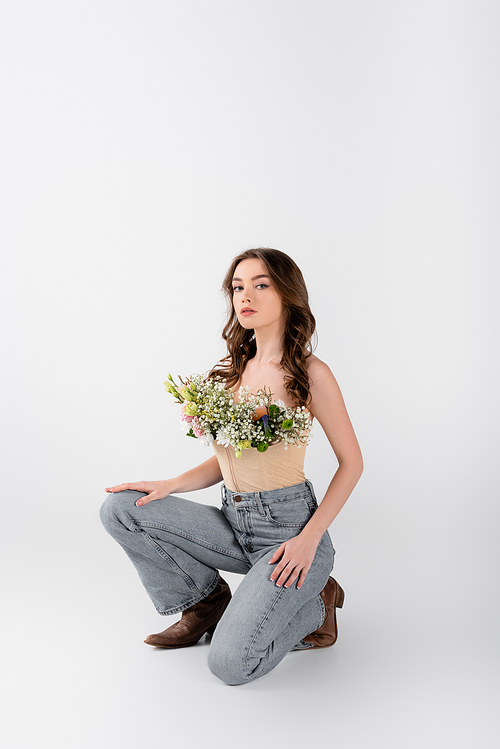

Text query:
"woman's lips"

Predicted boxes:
[[240, 309, 256, 316]]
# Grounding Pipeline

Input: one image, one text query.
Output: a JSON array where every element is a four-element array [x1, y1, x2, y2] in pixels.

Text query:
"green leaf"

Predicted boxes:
[[187, 429, 196, 438], [269, 404, 279, 416]]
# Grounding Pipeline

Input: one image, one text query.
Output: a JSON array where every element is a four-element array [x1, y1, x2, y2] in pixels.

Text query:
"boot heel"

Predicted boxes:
[[206, 623, 217, 637], [336, 584, 345, 609]]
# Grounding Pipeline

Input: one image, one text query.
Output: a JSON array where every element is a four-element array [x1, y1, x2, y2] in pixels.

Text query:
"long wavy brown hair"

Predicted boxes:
[[208, 248, 316, 407]]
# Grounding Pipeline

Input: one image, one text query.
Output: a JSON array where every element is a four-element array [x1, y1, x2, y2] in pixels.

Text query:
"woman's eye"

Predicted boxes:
[[232, 283, 269, 292]]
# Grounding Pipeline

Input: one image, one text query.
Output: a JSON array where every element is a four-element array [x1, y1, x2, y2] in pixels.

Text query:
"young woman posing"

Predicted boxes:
[[100, 248, 363, 685]]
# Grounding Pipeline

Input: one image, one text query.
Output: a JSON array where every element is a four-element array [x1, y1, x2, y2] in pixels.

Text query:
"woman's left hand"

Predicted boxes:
[[268, 533, 320, 589]]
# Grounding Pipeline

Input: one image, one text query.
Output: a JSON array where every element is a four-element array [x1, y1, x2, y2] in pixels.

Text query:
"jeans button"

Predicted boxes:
[[234, 495, 242, 502]]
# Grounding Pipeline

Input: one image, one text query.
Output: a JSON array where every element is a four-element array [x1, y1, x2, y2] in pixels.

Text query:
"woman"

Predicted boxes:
[[100, 248, 363, 685]]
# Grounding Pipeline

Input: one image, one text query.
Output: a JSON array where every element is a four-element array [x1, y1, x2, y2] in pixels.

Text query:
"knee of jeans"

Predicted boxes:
[[207, 641, 249, 686], [99, 491, 138, 535]]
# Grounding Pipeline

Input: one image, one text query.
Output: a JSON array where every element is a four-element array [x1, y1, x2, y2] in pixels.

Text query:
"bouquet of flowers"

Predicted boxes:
[[164, 373, 311, 458]]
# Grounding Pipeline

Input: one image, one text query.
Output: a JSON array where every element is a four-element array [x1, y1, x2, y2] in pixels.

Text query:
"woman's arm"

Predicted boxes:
[[105, 455, 224, 506], [269, 358, 363, 588], [298, 358, 363, 539]]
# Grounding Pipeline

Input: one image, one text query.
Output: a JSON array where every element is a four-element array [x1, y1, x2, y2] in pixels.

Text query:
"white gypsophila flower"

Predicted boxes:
[[180, 419, 192, 434], [199, 432, 214, 446], [166, 373, 312, 455]]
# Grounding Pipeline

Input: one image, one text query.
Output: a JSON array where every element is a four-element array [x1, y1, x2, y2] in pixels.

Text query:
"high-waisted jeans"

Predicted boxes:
[[100, 480, 335, 685]]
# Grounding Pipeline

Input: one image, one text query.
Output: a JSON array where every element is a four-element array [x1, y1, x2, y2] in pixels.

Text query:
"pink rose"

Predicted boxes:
[[192, 419, 205, 438]]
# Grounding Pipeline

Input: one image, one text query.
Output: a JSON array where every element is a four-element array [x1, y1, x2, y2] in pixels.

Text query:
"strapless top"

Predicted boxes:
[[212, 440, 307, 493]]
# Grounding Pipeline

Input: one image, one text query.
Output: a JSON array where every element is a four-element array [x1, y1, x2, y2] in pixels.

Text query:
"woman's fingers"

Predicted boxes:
[[276, 562, 309, 588], [105, 480, 171, 507], [270, 558, 288, 583], [268, 544, 285, 565], [270, 549, 295, 586], [135, 493, 159, 506], [269, 545, 292, 582], [105, 481, 147, 493], [269, 540, 312, 588], [296, 568, 308, 589], [274, 563, 299, 588], [284, 567, 300, 588], [277, 564, 297, 588]]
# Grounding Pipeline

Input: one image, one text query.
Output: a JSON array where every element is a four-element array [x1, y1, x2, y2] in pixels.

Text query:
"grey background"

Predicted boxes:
[[1, 1, 499, 747]]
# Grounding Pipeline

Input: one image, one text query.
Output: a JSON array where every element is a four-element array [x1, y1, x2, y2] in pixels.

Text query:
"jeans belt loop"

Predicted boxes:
[[255, 492, 266, 517]]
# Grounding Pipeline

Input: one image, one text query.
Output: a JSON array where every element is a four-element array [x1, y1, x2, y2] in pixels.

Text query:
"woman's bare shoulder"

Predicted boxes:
[[306, 354, 337, 384]]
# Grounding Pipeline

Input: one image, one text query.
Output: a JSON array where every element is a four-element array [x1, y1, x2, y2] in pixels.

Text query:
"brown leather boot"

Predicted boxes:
[[301, 577, 344, 649], [144, 576, 232, 648]]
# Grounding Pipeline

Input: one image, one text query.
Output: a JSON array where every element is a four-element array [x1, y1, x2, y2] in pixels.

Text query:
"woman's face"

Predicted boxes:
[[232, 258, 284, 333]]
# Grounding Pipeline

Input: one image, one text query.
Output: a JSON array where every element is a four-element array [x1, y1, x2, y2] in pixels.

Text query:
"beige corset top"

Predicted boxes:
[[212, 440, 307, 493]]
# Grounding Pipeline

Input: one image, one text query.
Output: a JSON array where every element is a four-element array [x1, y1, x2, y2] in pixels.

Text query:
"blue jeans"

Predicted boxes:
[[100, 480, 335, 685]]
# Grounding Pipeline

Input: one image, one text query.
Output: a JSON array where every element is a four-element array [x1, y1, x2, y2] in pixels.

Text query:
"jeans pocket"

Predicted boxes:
[[264, 497, 314, 528]]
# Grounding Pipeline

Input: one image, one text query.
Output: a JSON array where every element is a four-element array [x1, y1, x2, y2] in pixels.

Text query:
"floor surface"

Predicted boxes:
[[3, 537, 498, 749]]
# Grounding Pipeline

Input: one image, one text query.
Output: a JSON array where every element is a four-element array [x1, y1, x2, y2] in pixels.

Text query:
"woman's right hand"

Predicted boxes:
[[105, 456, 223, 506], [104, 480, 174, 506]]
